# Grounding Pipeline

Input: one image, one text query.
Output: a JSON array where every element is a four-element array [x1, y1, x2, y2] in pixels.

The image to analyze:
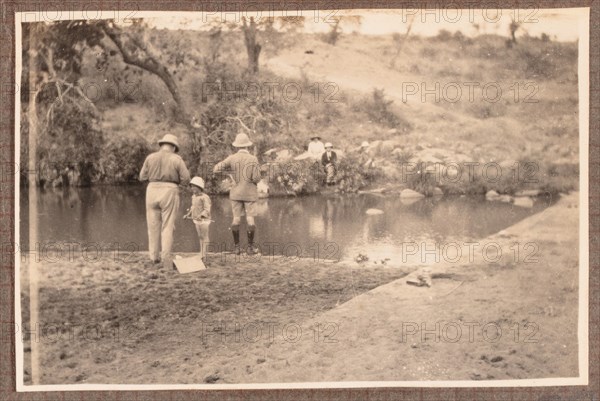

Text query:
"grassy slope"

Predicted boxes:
[[264, 33, 578, 164], [96, 31, 579, 192]]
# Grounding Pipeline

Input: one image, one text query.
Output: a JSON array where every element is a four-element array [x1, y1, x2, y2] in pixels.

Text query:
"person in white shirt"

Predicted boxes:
[[307, 136, 325, 159]]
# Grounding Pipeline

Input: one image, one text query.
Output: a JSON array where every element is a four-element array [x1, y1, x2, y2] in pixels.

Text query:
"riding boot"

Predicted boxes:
[[232, 224, 241, 255], [247, 225, 258, 255]]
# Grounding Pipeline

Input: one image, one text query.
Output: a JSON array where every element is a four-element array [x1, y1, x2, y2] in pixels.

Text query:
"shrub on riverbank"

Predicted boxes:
[[414, 160, 580, 196]]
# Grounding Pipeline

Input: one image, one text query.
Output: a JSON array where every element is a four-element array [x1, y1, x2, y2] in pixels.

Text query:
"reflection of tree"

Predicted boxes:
[[77, 188, 91, 242]]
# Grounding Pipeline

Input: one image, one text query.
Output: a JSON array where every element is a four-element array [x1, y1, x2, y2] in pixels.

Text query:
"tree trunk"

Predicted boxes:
[[242, 17, 262, 74], [99, 21, 189, 123], [27, 23, 42, 386]]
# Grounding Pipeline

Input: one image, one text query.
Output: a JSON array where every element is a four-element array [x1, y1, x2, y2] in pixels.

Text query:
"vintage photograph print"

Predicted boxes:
[[14, 6, 589, 390]]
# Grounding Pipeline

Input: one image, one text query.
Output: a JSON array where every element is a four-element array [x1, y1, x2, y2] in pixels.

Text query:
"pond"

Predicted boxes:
[[19, 186, 556, 266]]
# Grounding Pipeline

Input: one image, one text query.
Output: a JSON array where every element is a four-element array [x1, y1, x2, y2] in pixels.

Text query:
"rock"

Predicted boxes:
[[419, 155, 443, 164], [379, 140, 396, 155], [368, 140, 382, 154], [391, 148, 404, 156], [365, 208, 384, 215], [204, 373, 220, 384], [400, 189, 425, 199], [515, 189, 541, 197], [498, 195, 513, 203], [432, 187, 443, 196], [387, 128, 398, 135], [485, 190, 500, 200], [513, 196, 534, 208]]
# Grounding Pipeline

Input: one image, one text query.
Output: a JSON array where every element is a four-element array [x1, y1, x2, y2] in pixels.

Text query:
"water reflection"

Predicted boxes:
[[20, 186, 555, 261]]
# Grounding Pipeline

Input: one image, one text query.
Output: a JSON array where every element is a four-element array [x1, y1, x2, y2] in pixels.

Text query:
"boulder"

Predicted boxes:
[[498, 195, 513, 203], [391, 147, 404, 156], [365, 208, 384, 215], [432, 187, 443, 196], [379, 140, 396, 155], [485, 190, 500, 200], [513, 196, 534, 208], [387, 128, 398, 135], [400, 189, 425, 199], [368, 140, 382, 154], [419, 155, 443, 164]]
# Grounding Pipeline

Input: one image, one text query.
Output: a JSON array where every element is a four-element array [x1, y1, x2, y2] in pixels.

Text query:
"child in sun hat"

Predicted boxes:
[[184, 176, 212, 261]]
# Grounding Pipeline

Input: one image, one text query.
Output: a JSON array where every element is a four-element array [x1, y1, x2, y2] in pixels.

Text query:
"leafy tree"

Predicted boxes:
[[323, 15, 362, 46], [22, 21, 105, 186], [240, 16, 305, 74], [242, 17, 262, 74], [22, 19, 194, 185], [98, 19, 189, 121]]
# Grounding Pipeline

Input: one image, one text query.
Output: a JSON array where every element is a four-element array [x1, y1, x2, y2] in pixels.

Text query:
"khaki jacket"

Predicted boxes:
[[214, 150, 261, 201]]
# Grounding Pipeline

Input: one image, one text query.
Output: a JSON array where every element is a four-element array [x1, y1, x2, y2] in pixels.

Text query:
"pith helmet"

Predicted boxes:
[[190, 176, 205, 189], [232, 133, 253, 148], [158, 134, 180, 152]]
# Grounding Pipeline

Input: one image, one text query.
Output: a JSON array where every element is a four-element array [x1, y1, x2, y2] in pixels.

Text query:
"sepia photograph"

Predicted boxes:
[[14, 6, 589, 390]]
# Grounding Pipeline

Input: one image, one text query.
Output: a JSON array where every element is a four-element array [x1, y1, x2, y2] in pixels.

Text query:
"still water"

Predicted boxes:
[[20, 186, 555, 264]]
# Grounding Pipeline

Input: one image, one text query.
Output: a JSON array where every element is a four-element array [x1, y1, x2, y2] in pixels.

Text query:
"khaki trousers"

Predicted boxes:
[[146, 182, 180, 261]]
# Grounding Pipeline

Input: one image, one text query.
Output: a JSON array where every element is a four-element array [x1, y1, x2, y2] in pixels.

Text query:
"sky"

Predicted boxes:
[[145, 8, 585, 42]]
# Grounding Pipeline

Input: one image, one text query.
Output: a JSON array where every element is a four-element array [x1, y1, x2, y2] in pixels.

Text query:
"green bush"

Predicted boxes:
[[36, 89, 104, 186], [266, 160, 320, 196], [334, 154, 376, 193], [358, 88, 412, 132], [404, 165, 440, 196], [100, 137, 152, 183]]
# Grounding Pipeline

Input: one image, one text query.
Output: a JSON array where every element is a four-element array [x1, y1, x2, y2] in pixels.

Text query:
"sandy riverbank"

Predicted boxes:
[[19, 192, 580, 385]]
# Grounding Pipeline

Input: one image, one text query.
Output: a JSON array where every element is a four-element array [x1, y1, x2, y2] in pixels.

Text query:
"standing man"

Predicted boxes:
[[213, 132, 261, 255], [139, 134, 190, 268]]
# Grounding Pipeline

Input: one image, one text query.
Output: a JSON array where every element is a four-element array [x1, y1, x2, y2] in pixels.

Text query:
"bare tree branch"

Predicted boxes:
[[98, 20, 189, 122]]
